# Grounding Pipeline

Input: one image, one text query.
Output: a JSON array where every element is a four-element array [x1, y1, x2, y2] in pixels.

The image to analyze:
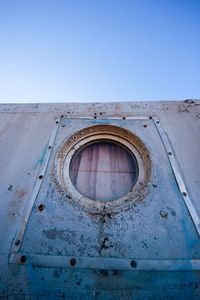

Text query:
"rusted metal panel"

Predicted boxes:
[[0, 100, 200, 299]]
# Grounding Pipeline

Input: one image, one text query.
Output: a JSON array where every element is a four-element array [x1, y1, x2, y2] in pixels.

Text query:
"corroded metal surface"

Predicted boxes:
[[54, 123, 151, 214], [10, 118, 61, 254], [0, 100, 200, 299]]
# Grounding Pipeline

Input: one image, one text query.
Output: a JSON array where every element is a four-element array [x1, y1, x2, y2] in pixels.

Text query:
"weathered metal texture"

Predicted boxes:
[[0, 100, 200, 299]]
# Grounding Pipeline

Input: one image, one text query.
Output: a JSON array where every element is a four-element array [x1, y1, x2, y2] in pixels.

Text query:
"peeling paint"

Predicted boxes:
[[1, 101, 200, 299]]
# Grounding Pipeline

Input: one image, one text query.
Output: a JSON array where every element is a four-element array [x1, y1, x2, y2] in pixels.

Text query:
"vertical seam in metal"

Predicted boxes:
[[153, 116, 200, 237], [10, 118, 61, 255]]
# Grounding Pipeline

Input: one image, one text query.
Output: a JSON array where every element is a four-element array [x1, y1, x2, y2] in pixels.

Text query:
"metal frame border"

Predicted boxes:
[[10, 118, 61, 254], [153, 116, 200, 237], [9, 252, 200, 271], [9, 115, 200, 270], [55, 123, 151, 214]]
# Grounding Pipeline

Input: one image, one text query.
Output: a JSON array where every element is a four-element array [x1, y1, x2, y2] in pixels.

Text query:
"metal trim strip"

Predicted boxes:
[[10, 118, 61, 254], [9, 115, 200, 269], [153, 116, 200, 237], [10, 253, 200, 271], [61, 116, 150, 120]]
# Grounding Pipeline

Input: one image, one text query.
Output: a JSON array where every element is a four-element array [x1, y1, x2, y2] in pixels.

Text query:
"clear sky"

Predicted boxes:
[[0, 0, 199, 103]]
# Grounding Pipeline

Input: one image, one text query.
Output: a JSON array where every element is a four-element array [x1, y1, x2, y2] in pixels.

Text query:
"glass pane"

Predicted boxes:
[[70, 141, 138, 201]]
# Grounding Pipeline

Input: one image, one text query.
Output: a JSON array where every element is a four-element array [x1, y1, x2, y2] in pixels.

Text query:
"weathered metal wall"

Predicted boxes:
[[0, 100, 200, 299]]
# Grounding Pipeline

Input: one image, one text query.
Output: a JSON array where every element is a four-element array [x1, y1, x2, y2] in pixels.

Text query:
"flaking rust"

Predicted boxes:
[[52, 124, 152, 215]]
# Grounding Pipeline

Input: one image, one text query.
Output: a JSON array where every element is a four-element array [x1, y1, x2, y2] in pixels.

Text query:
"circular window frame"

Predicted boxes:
[[54, 125, 151, 214]]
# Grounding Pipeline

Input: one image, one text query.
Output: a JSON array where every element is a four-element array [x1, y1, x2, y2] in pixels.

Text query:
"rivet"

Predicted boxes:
[[15, 239, 20, 246], [70, 258, 76, 266], [182, 192, 187, 197], [20, 255, 27, 263], [160, 210, 168, 218], [168, 152, 172, 156], [38, 204, 45, 212], [130, 260, 137, 268], [38, 175, 43, 179], [100, 269, 108, 276]]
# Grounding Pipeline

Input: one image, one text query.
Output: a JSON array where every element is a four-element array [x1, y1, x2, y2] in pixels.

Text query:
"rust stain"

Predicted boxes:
[[114, 103, 122, 116], [52, 124, 152, 215], [16, 188, 27, 199]]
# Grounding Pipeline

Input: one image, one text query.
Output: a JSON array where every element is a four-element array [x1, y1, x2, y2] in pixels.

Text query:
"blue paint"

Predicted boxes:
[[36, 143, 48, 166], [62, 119, 72, 127], [87, 119, 112, 125], [85, 119, 128, 129]]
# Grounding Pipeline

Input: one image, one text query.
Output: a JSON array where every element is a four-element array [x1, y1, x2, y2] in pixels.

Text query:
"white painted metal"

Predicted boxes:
[[153, 116, 200, 237], [0, 100, 200, 299], [11, 118, 61, 253]]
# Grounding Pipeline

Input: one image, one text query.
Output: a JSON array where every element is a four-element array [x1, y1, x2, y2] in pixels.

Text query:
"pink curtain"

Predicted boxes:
[[70, 142, 138, 201]]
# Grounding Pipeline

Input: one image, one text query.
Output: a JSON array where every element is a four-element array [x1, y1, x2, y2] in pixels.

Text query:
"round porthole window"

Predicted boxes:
[[54, 125, 151, 214], [69, 140, 139, 202]]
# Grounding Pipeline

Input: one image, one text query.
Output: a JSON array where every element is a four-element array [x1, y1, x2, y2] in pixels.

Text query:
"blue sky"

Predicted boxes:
[[0, 0, 199, 103]]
